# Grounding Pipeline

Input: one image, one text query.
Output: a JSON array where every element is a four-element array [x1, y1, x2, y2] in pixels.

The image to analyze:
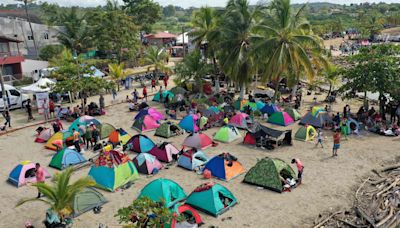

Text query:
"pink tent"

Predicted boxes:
[[148, 143, 180, 162], [132, 115, 160, 132], [133, 153, 163, 174], [229, 113, 250, 129], [35, 128, 52, 143], [148, 108, 165, 121], [183, 132, 213, 150], [8, 161, 51, 187]]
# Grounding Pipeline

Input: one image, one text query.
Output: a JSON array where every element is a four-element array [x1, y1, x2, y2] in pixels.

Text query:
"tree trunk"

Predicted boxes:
[[363, 91, 368, 109], [212, 57, 219, 93], [379, 93, 386, 120], [239, 84, 245, 100], [24, 1, 39, 58], [272, 81, 280, 103]]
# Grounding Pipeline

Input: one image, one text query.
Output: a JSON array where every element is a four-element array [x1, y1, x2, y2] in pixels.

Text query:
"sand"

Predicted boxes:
[[0, 86, 399, 228]]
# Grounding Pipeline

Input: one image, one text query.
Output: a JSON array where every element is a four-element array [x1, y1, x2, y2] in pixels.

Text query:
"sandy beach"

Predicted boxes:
[[0, 86, 398, 228]]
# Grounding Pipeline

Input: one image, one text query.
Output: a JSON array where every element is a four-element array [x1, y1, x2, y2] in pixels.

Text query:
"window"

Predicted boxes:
[[9, 90, 20, 97], [44, 33, 49, 40], [27, 35, 34, 40], [0, 42, 8, 53]]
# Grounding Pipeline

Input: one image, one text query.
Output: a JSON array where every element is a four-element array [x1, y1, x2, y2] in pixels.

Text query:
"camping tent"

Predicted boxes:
[[35, 128, 52, 143], [133, 153, 163, 175], [68, 115, 101, 132], [169, 204, 203, 228], [100, 123, 116, 139], [45, 130, 74, 151], [49, 148, 87, 170], [267, 112, 294, 126], [71, 187, 108, 217], [125, 134, 156, 153], [153, 90, 175, 102], [88, 152, 139, 191], [182, 132, 213, 150], [204, 153, 245, 181], [284, 108, 302, 121], [260, 103, 281, 115], [170, 86, 187, 95], [137, 178, 187, 208], [233, 99, 248, 110], [207, 106, 220, 114], [256, 101, 266, 110], [132, 115, 160, 132], [21, 78, 56, 93], [155, 122, 183, 138], [185, 182, 237, 217], [295, 125, 317, 141], [229, 113, 251, 129], [8, 161, 51, 187], [243, 125, 292, 146], [300, 112, 325, 128], [347, 118, 360, 134], [213, 125, 242, 143], [179, 114, 199, 133], [311, 106, 326, 117], [108, 128, 131, 145], [177, 149, 209, 171], [148, 143, 180, 163], [135, 108, 165, 121], [243, 157, 296, 193]]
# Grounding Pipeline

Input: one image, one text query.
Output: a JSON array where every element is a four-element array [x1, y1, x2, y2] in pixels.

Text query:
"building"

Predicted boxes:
[[0, 11, 61, 57], [0, 35, 25, 80], [143, 32, 177, 47]]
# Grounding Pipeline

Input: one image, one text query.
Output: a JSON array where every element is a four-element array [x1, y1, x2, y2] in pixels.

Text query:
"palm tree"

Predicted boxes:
[[175, 50, 212, 94], [190, 7, 221, 92], [16, 0, 39, 58], [57, 7, 92, 55], [323, 64, 340, 100], [252, 0, 327, 101], [16, 168, 95, 222], [218, 0, 261, 99], [144, 46, 169, 80], [108, 62, 128, 91]]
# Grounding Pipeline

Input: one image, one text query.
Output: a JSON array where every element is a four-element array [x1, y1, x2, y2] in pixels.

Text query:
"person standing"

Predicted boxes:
[[332, 129, 341, 157], [143, 86, 148, 102], [42, 99, 50, 122], [2, 110, 11, 130], [72, 128, 81, 152], [49, 99, 55, 118], [99, 94, 105, 110], [26, 99, 34, 121], [77, 124, 86, 147], [159, 86, 164, 102], [132, 89, 138, 103], [151, 79, 156, 92], [163, 74, 169, 88], [315, 129, 324, 148], [291, 158, 304, 185], [84, 125, 93, 150], [112, 88, 117, 102], [35, 163, 45, 198]]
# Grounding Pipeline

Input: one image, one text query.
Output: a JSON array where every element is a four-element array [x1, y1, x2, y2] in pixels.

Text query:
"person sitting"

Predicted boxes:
[[168, 109, 177, 119], [128, 101, 136, 112]]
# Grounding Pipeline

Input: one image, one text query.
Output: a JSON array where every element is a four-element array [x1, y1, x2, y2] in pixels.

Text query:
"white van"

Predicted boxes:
[[0, 84, 29, 110]]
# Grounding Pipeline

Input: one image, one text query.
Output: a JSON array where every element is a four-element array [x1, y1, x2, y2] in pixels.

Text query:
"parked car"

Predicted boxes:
[[0, 84, 29, 110]]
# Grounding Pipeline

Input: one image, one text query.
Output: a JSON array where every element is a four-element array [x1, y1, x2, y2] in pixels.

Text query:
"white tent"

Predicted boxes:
[[176, 32, 189, 45], [21, 78, 56, 93]]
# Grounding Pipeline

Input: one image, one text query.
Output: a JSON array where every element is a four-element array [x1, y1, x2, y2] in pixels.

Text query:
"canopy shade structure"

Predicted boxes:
[[21, 78, 56, 93]]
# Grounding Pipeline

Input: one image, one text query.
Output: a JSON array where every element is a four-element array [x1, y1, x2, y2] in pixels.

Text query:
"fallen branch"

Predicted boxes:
[[356, 177, 370, 201], [380, 165, 400, 173], [376, 206, 394, 227], [376, 178, 400, 197], [336, 218, 360, 227], [355, 206, 376, 228], [313, 211, 342, 228]]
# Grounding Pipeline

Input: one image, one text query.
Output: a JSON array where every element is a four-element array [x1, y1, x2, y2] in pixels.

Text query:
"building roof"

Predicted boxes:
[[145, 32, 177, 39], [0, 35, 23, 43]]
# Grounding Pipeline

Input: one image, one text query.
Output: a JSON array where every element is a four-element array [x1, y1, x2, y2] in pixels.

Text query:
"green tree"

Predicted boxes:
[[39, 44, 64, 61], [87, 1, 139, 63], [115, 196, 180, 227], [175, 50, 212, 94], [16, 0, 39, 58], [16, 168, 95, 222], [163, 5, 176, 17], [144, 46, 169, 79], [322, 63, 340, 100], [123, 0, 162, 32], [57, 7, 92, 54], [108, 63, 128, 91], [190, 7, 221, 92], [252, 0, 327, 101], [218, 0, 261, 99]]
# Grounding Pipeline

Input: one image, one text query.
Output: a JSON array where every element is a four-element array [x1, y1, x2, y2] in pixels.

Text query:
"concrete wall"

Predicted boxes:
[[21, 59, 49, 78], [0, 17, 61, 57]]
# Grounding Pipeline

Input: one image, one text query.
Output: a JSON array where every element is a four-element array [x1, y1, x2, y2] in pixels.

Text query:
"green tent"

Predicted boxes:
[[243, 157, 296, 193], [100, 123, 116, 139], [213, 125, 242, 143], [185, 183, 237, 217], [284, 108, 302, 121], [138, 178, 187, 208], [153, 90, 175, 102], [49, 148, 86, 170], [155, 122, 183, 138], [295, 125, 317, 141], [72, 187, 107, 217]]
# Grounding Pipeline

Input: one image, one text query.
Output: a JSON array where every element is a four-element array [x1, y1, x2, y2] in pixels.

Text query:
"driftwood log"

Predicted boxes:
[[313, 164, 400, 228]]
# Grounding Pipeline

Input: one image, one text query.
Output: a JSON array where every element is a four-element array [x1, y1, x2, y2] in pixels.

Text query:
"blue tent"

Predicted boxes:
[[207, 106, 220, 114], [179, 114, 199, 133], [49, 148, 87, 170], [256, 101, 266, 110], [178, 150, 209, 170], [203, 153, 245, 181], [260, 103, 280, 115], [152, 90, 175, 102], [125, 134, 156, 153]]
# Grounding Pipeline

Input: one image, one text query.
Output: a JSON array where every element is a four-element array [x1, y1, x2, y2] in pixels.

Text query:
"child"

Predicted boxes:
[[332, 129, 341, 157], [315, 129, 324, 148]]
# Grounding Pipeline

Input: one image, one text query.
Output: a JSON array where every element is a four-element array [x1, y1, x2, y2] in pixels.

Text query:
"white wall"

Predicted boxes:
[[21, 59, 49, 78]]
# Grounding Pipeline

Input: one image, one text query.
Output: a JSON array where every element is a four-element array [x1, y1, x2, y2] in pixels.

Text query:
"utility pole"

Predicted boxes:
[[182, 26, 185, 59], [0, 56, 9, 112]]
